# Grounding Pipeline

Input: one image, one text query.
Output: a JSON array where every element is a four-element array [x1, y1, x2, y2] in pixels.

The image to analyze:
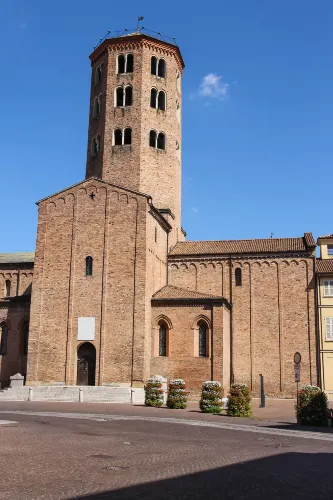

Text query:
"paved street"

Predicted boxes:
[[0, 401, 333, 499]]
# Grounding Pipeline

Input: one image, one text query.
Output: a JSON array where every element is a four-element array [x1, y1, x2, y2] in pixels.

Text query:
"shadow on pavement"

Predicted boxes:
[[71, 452, 333, 500]]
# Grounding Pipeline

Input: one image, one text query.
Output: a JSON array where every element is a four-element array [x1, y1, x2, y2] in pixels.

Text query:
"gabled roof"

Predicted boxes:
[[316, 259, 333, 274], [152, 285, 229, 307], [0, 253, 35, 264], [169, 233, 315, 257]]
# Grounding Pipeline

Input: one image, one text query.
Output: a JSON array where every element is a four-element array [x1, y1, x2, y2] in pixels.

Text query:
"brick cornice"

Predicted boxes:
[[90, 34, 184, 71]]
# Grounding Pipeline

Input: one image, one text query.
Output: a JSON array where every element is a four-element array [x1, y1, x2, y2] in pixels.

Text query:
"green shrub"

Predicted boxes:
[[227, 383, 252, 417], [295, 385, 328, 426], [167, 379, 188, 409], [144, 378, 164, 407], [200, 381, 223, 413]]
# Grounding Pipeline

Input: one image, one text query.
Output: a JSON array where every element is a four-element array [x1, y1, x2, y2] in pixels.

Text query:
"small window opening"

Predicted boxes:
[[150, 88, 157, 108], [116, 87, 123, 107], [235, 268, 242, 287], [149, 130, 157, 148], [5, 280, 11, 297], [126, 54, 134, 73], [124, 128, 132, 145], [118, 54, 125, 74], [155, 227, 157, 242], [158, 59, 166, 78], [114, 129, 123, 146], [0, 323, 8, 356], [124, 86, 133, 106], [158, 91, 166, 111], [198, 322, 207, 357], [157, 132, 166, 150], [151, 56, 157, 75], [92, 138, 98, 155], [159, 323, 167, 356], [328, 245, 333, 256], [86, 256, 93, 276]]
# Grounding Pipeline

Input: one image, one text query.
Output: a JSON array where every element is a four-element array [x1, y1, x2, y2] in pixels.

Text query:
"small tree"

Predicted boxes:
[[227, 383, 252, 417], [295, 385, 328, 426], [200, 381, 223, 413], [144, 377, 164, 407], [167, 379, 188, 409]]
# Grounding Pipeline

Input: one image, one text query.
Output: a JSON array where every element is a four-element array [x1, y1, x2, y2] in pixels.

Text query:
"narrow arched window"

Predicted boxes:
[[126, 53, 134, 73], [117, 54, 125, 74], [92, 138, 98, 155], [157, 132, 166, 150], [198, 322, 207, 357], [86, 256, 93, 276], [158, 91, 166, 111], [235, 268, 242, 287], [5, 280, 11, 297], [114, 129, 122, 146], [116, 87, 123, 107], [96, 134, 100, 152], [124, 128, 132, 145], [22, 322, 29, 356], [0, 323, 8, 356], [151, 56, 157, 75], [124, 86, 133, 106], [150, 88, 157, 108], [158, 59, 166, 78], [159, 323, 167, 356], [149, 130, 157, 148], [93, 97, 99, 118]]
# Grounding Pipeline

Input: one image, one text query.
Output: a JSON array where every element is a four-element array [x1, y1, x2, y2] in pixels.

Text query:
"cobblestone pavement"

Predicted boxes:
[[0, 404, 333, 499]]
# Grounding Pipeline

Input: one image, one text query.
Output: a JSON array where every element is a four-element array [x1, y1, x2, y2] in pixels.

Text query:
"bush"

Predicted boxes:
[[295, 385, 328, 426], [144, 377, 164, 407], [227, 383, 252, 417], [200, 381, 223, 413], [167, 378, 188, 409]]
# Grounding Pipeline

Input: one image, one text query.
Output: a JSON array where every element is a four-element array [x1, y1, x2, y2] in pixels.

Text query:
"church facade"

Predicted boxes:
[[0, 34, 319, 397]]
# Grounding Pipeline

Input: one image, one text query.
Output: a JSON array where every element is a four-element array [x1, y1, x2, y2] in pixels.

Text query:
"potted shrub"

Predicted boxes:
[[295, 385, 328, 426], [167, 378, 188, 409], [144, 377, 164, 407], [227, 383, 252, 417], [200, 381, 223, 413]]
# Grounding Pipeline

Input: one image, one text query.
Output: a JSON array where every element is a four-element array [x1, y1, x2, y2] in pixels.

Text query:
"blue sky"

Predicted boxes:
[[1, 1, 332, 252]]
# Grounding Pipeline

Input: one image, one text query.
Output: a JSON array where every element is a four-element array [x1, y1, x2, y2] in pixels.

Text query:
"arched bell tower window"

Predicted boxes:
[[159, 322, 168, 356], [150, 88, 157, 108], [158, 59, 166, 78], [157, 132, 166, 150], [86, 256, 93, 276], [149, 130, 157, 147], [5, 280, 11, 297], [0, 323, 8, 356], [235, 268, 242, 287], [149, 130, 166, 150], [124, 128, 132, 145], [151, 56, 157, 75], [198, 321, 208, 357], [115, 86, 133, 107], [117, 53, 134, 74], [113, 128, 132, 146], [157, 91, 166, 111]]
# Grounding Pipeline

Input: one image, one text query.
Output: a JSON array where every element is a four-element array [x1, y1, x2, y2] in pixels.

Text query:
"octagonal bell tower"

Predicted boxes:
[[86, 32, 185, 247]]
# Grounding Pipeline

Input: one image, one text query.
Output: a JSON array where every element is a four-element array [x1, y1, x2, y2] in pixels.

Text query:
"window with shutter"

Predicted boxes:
[[324, 280, 333, 296], [326, 318, 333, 341]]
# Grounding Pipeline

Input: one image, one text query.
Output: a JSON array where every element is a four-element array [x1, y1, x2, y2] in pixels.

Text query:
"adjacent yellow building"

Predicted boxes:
[[317, 234, 333, 398]]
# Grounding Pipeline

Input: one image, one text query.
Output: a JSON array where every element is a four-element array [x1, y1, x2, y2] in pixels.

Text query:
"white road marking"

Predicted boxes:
[[0, 420, 17, 425], [0, 411, 333, 442]]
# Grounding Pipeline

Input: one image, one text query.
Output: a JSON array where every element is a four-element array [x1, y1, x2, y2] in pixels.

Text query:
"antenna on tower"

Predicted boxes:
[[270, 232, 274, 239], [137, 16, 144, 33]]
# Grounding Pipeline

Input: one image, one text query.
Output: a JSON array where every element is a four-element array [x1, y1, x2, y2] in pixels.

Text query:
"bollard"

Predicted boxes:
[[79, 388, 84, 403], [28, 388, 33, 402], [259, 374, 265, 408]]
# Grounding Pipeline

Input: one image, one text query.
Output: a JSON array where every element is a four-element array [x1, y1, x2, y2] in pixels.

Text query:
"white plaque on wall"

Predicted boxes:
[[78, 317, 95, 341]]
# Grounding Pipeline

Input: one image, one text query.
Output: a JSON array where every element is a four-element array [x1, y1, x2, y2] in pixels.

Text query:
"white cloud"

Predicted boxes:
[[190, 73, 229, 101], [199, 73, 229, 99], [192, 207, 199, 213]]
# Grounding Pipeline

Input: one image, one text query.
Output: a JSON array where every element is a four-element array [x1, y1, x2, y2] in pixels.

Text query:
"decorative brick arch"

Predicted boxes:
[[153, 314, 173, 330]]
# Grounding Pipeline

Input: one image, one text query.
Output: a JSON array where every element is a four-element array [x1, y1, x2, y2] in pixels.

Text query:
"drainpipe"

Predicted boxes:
[[229, 254, 234, 384], [314, 256, 321, 388]]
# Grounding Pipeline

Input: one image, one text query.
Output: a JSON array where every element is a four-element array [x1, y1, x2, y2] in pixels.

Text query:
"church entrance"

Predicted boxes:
[[77, 343, 96, 386]]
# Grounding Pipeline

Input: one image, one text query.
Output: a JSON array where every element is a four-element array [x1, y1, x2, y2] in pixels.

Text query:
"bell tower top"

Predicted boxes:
[[85, 29, 185, 246]]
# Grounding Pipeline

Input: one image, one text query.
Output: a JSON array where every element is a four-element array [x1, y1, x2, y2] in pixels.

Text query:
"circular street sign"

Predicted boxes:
[[294, 352, 301, 364]]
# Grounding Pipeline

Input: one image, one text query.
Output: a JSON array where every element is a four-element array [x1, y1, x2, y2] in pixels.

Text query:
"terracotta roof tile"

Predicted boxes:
[[0, 252, 35, 264], [169, 234, 314, 257], [317, 259, 333, 274], [152, 285, 224, 301], [317, 234, 333, 240]]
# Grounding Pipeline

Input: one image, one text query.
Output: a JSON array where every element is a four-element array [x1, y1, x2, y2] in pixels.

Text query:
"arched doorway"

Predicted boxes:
[[77, 343, 96, 386]]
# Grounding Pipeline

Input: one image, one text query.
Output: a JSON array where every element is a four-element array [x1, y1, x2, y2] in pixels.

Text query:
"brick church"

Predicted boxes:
[[0, 32, 318, 397]]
